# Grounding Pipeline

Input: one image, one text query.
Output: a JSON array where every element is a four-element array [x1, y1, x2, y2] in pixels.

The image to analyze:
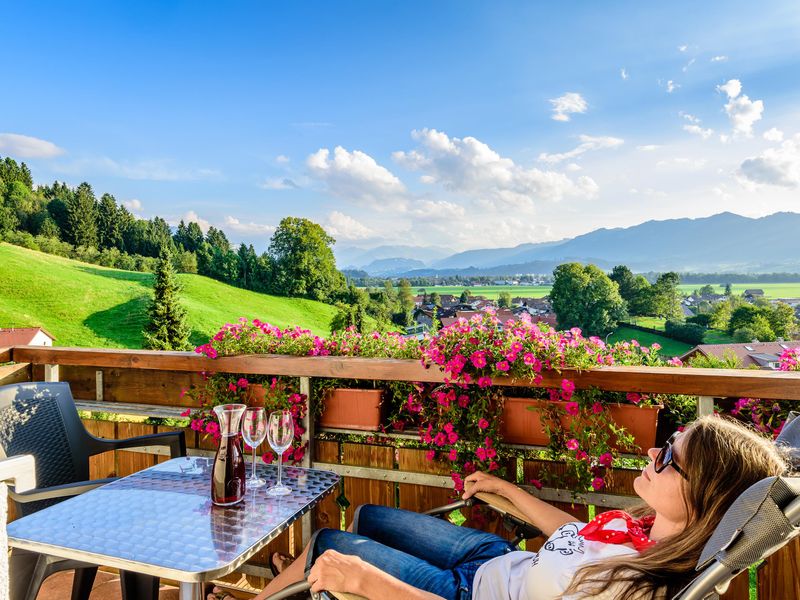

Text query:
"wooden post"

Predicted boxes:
[[300, 376, 314, 546], [43, 363, 59, 382], [95, 369, 104, 401], [697, 396, 714, 417]]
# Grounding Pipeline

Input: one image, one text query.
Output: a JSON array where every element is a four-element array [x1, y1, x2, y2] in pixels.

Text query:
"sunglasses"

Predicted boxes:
[[654, 432, 688, 480]]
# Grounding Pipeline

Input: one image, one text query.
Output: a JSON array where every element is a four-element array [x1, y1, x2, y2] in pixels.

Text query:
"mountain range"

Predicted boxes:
[[336, 212, 800, 276]]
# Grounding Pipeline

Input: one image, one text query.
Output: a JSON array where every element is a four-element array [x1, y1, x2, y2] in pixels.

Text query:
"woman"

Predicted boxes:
[[211, 416, 789, 600]]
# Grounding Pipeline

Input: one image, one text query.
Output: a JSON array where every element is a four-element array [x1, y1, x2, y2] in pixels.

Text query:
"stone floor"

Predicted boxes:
[[36, 572, 259, 599]]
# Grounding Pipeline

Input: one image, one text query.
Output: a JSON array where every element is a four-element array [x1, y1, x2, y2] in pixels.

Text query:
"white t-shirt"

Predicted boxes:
[[472, 520, 639, 600]]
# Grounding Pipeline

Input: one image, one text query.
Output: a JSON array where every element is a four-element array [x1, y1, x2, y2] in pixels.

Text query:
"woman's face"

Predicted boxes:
[[633, 432, 691, 525]]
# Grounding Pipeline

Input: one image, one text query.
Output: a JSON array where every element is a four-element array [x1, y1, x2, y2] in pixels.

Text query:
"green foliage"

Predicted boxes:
[[688, 349, 743, 369], [551, 263, 626, 335], [664, 319, 705, 345], [497, 290, 512, 308], [97, 193, 124, 250], [649, 272, 683, 319], [686, 313, 712, 327], [733, 326, 759, 343], [428, 291, 441, 307], [459, 288, 472, 303], [269, 217, 345, 302], [143, 249, 192, 351], [66, 182, 99, 247]]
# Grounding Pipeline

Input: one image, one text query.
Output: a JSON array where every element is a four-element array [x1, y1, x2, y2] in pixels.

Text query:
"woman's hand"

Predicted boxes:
[[462, 471, 516, 500], [307, 549, 373, 595]]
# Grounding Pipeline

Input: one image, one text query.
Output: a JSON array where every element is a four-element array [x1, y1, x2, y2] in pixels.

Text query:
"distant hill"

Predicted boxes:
[[362, 257, 426, 276], [0, 243, 337, 348], [335, 244, 454, 270], [392, 212, 800, 276]]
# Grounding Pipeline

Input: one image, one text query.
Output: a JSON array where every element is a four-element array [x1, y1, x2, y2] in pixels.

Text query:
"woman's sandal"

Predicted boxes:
[[205, 585, 237, 600], [269, 551, 296, 578]]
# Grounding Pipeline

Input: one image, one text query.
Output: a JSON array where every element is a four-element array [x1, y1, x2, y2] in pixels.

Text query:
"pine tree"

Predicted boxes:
[[66, 182, 98, 247], [143, 248, 192, 350]]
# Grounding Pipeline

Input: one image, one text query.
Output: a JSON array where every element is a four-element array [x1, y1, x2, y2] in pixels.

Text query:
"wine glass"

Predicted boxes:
[[241, 407, 267, 488], [266, 410, 294, 496]]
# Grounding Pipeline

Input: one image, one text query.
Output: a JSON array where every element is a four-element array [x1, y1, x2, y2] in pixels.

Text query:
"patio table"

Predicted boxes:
[[7, 456, 339, 599]]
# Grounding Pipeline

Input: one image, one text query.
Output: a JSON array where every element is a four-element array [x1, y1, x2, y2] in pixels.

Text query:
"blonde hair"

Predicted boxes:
[[564, 416, 789, 600]]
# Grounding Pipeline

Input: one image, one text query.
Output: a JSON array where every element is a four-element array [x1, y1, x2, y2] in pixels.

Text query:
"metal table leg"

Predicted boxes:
[[180, 581, 203, 600]]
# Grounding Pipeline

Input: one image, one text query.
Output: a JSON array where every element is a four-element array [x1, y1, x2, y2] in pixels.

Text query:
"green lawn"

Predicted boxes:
[[414, 285, 552, 300], [607, 326, 692, 357], [0, 243, 337, 348], [625, 316, 667, 330], [677, 283, 800, 298]]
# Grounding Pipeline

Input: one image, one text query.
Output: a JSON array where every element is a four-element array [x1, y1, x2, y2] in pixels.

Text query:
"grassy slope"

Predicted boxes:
[[607, 326, 692, 357], [0, 243, 337, 348]]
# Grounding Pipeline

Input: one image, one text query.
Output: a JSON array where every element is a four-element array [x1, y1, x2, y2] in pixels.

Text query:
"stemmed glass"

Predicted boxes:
[[241, 407, 267, 488], [266, 410, 294, 496]]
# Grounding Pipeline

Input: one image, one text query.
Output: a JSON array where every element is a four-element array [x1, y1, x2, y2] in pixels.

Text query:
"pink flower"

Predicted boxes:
[[293, 446, 306, 462], [448, 449, 458, 461], [477, 376, 493, 388], [561, 379, 576, 394], [523, 353, 535, 365], [651, 343, 661, 351], [190, 418, 204, 431], [477, 418, 490, 430], [434, 433, 447, 446], [529, 478, 543, 490], [668, 357, 683, 367], [205, 421, 219, 435], [425, 450, 436, 461], [566, 438, 580, 451], [575, 450, 588, 461], [598, 452, 613, 467], [457, 394, 470, 408], [227, 382, 237, 392], [261, 451, 275, 464], [180, 408, 191, 417], [448, 432, 459, 444], [488, 460, 499, 472], [591, 402, 603, 414], [591, 477, 605, 491], [564, 401, 580, 416], [475, 447, 487, 461], [626, 392, 642, 405], [470, 351, 487, 369], [237, 378, 248, 388], [495, 360, 510, 372]]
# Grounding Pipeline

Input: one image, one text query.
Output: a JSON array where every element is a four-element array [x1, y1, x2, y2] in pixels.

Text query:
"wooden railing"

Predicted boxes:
[[3, 345, 799, 599]]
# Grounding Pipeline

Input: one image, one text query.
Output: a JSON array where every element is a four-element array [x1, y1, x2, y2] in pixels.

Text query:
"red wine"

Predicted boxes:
[[211, 433, 246, 506]]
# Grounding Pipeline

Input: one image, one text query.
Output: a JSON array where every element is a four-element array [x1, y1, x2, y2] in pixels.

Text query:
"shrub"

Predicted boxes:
[[664, 319, 705, 345]]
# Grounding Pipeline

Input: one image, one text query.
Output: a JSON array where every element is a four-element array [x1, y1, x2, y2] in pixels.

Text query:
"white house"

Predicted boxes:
[[0, 327, 56, 347]]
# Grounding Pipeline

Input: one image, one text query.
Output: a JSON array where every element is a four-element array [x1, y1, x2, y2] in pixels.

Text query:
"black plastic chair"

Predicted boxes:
[[0, 381, 186, 600]]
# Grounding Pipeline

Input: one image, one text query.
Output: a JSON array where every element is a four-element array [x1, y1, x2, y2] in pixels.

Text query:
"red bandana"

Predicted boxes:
[[578, 509, 657, 551]]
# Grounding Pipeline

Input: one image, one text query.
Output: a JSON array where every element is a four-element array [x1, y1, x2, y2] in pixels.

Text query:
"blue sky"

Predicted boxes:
[[2, 1, 800, 256]]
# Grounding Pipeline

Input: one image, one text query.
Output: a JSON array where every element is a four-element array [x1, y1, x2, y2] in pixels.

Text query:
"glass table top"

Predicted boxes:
[[7, 456, 339, 582]]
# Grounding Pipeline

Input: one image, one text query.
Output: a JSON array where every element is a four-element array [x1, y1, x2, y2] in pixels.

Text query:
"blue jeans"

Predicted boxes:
[[305, 504, 515, 600]]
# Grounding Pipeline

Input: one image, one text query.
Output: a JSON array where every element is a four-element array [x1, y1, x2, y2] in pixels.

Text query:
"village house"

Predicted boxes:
[[0, 327, 55, 347], [680, 340, 800, 370], [743, 289, 765, 301]]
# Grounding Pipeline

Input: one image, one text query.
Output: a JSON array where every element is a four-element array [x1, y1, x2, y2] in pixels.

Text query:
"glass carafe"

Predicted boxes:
[[211, 403, 247, 506]]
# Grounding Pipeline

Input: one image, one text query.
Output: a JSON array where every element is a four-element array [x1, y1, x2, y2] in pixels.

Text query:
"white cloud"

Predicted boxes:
[[739, 135, 800, 188], [682, 58, 696, 73], [122, 198, 142, 212], [565, 162, 582, 172], [683, 124, 714, 140], [680, 111, 701, 123], [717, 79, 764, 136], [324, 211, 374, 240], [656, 157, 708, 170], [620, 68, 629, 80], [184, 211, 211, 233], [260, 177, 298, 190], [307, 146, 405, 204], [666, 80, 680, 93], [548, 92, 588, 122], [409, 199, 465, 219], [224, 215, 276, 236], [393, 128, 598, 206], [0, 133, 65, 158], [710, 55, 729, 63], [538, 134, 624, 164], [763, 127, 784, 142], [276, 155, 290, 164], [636, 144, 661, 152], [678, 44, 688, 52]]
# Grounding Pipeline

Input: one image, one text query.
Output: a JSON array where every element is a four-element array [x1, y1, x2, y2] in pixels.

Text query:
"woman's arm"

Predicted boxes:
[[308, 550, 446, 600], [462, 471, 578, 537]]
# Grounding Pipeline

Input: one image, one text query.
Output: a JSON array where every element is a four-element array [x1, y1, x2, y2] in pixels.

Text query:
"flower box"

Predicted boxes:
[[319, 388, 385, 431], [500, 397, 660, 454]]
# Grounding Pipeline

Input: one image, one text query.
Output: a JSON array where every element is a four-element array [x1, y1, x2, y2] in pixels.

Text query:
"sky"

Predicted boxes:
[[2, 1, 800, 256]]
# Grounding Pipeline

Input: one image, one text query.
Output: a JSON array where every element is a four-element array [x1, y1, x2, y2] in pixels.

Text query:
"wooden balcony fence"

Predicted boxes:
[[1, 345, 799, 599]]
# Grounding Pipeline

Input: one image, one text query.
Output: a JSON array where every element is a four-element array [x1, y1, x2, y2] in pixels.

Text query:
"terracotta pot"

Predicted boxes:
[[245, 383, 268, 406], [501, 397, 660, 454], [319, 388, 384, 431]]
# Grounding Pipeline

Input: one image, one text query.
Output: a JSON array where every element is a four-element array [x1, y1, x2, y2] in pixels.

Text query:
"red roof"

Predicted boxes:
[[0, 327, 56, 345]]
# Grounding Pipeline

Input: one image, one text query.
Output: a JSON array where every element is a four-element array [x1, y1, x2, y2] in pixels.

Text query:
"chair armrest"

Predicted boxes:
[[0, 455, 36, 492], [473, 491, 535, 526], [325, 592, 368, 600], [94, 430, 187, 459], [8, 477, 116, 503]]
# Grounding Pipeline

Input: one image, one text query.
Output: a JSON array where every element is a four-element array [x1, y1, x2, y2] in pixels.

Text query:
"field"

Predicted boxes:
[[419, 283, 800, 300], [412, 285, 551, 300], [607, 326, 692, 357], [0, 243, 338, 348]]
